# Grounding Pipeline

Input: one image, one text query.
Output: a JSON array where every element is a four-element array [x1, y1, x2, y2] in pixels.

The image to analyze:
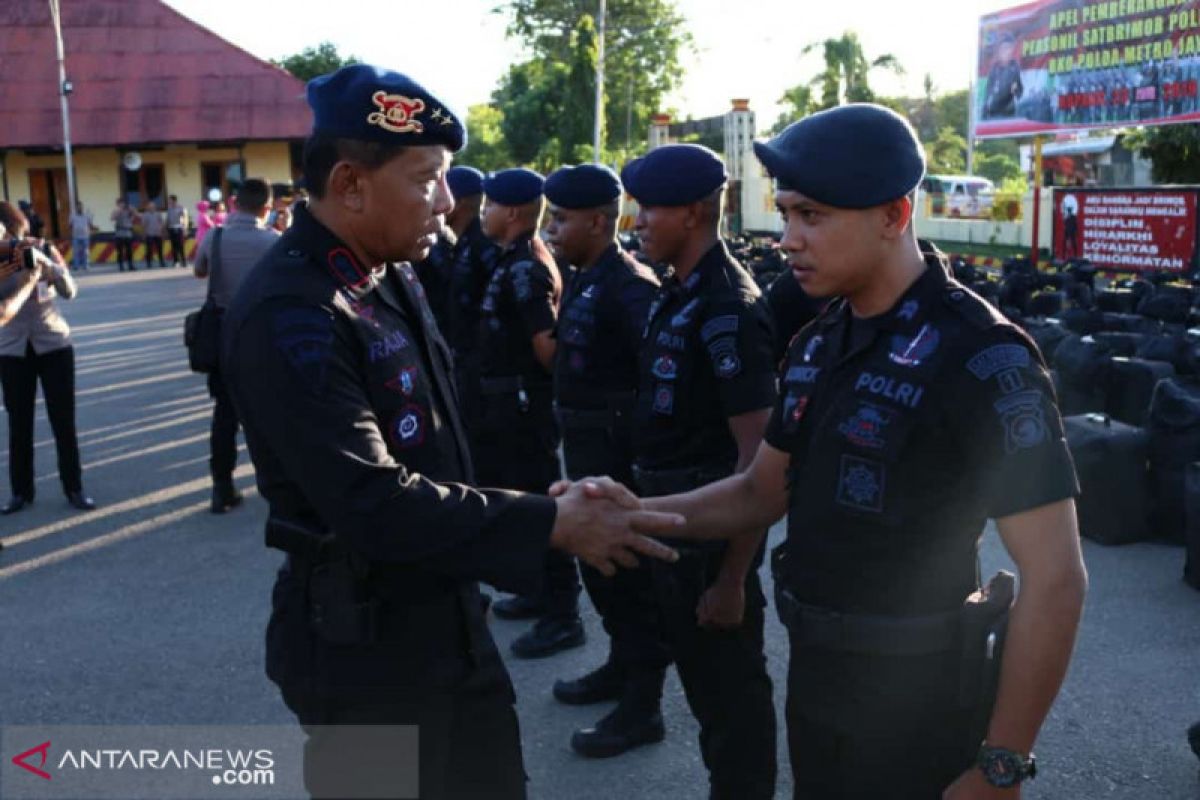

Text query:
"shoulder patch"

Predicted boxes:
[[967, 344, 1032, 381], [272, 307, 335, 392], [707, 336, 743, 378], [701, 314, 740, 343]]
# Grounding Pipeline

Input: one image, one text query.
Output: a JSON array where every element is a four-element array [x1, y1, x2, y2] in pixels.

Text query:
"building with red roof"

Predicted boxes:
[[0, 0, 311, 240]]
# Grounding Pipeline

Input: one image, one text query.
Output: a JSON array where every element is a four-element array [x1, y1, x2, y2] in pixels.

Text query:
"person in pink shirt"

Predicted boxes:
[[194, 200, 214, 247], [212, 201, 228, 228]]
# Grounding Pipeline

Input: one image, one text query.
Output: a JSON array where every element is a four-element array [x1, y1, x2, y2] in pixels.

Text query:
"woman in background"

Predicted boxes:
[[0, 201, 96, 514]]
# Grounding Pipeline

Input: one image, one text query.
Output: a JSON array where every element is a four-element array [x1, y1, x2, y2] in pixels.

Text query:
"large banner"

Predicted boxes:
[[1052, 187, 1200, 272], [977, 0, 1200, 138]]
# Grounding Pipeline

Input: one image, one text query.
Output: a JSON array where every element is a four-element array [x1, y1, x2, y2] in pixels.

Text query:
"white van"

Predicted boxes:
[[922, 175, 996, 219]]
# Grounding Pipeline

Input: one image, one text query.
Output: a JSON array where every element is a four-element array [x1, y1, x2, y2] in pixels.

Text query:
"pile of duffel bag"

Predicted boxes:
[[974, 259, 1200, 589]]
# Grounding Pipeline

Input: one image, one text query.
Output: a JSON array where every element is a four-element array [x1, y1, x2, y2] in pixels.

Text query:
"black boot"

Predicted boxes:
[[570, 677, 666, 758], [211, 480, 244, 514], [510, 615, 585, 659], [1189, 720, 1200, 759], [553, 659, 625, 705], [1, 494, 33, 515], [492, 593, 547, 620]]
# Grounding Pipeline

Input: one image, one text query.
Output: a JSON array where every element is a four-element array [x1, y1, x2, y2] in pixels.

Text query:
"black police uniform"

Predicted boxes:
[[414, 229, 456, 338], [985, 59, 1024, 118], [764, 269, 823, 363], [554, 241, 670, 685], [633, 240, 778, 799], [767, 253, 1079, 798], [476, 231, 579, 618], [446, 217, 500, 439], [223, 203, 557, 799]]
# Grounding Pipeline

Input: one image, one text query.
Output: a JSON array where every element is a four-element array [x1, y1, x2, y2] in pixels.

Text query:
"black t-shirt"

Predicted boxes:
[[765, 270, 823, 362], [478, 232, 561, 382], [767, 255, 1079, 615], [447, 218, 500, 358], [633, 241, 776, 471], [555, 243, 659, 410]]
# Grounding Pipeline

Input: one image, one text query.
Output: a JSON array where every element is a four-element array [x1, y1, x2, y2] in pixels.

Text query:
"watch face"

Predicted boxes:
[[981, 749, 1024, 789]]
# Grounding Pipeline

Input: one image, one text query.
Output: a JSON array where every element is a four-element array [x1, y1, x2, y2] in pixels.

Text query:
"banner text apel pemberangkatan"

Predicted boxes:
[[977, 0, 1200, 138]]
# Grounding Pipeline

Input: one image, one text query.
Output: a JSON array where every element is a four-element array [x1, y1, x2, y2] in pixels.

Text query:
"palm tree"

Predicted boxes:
[[802, 31, 904, 109]]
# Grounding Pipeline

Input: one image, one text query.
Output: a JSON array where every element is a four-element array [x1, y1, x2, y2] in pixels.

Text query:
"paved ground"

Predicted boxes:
[[0, 264, 1197, 798]]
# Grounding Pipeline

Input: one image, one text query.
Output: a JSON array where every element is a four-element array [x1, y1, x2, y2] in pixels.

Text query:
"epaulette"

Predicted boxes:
[[942, 281, 1006, 330]]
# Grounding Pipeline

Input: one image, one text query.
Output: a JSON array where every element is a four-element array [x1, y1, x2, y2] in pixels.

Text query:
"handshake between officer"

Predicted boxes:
[[549, 479, 683, 575]]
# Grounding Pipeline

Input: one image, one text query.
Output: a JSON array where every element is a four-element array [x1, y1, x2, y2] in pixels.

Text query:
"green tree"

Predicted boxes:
[[769, 84, 814, 135], [491, 59, 569, 168], [974, 151, 1023, 185], [924, 126, 967, 174], [801, 31, 903, 110], [459, 105, 512, 173], [559, 15, 600, 163], [273, 42, 358, 83], [1124, 124, 1200, 183], [501, 0, 690, 156]]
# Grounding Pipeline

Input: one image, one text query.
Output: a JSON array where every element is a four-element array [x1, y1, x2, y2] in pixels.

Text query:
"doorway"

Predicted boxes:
[[28, 168, 70, 239]]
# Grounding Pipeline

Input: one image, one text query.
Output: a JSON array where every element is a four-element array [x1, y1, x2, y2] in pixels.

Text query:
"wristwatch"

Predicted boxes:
[[977, 743, 1037, 788]]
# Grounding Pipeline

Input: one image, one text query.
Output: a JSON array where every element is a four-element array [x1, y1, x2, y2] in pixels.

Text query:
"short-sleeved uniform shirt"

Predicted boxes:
[[555, 242, 659, 411], [767, 255, 1080, 616], [478, 231, 561, 383], [633, 241, 776, 473]]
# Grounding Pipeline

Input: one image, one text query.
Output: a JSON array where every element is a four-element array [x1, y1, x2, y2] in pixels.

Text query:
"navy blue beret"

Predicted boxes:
[[483, 168, 545, 206], [753, 103, 925, 209], [544, 164, 622, 209], [447, 166, 484, 198], [306, 64, 466, 152], [620, 144, 727, 207]]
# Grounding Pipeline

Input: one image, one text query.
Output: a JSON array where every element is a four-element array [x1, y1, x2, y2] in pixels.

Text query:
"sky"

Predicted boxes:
[[162, 0, 1023, 123]]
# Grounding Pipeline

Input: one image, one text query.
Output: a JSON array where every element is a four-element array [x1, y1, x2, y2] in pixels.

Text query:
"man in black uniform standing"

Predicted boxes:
[[221, 64, 682, 800], [577, 104, 1089, 798], [475, 168, 583, 658], [541, 164, 671, 757], [621, 144, 779, 798], [441, 165, 500, 448]]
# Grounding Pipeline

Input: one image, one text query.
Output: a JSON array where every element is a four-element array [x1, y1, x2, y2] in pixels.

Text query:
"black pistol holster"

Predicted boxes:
[[958, 570, 1017, 756], [266, 514, 379, 646]]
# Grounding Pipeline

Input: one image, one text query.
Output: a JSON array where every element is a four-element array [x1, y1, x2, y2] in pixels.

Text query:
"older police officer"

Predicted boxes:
[[541, 164, 671, 757], [572, 104, 1088, 799], [221, 64, 681, 800]]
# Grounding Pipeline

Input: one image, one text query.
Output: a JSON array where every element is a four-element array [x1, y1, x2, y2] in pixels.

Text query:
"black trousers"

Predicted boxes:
[[295, 688, 527, 800], [0, 344, 83, 496], [207, 371, 240, 482], [563, 425, 671, 673], [144, 235, 166, 267], [785, 644, 974, 799], [167, 228, 186, 265], [650, 550, 777, 799], [475, 392, 579, 618], [115, 237, 134, 269]]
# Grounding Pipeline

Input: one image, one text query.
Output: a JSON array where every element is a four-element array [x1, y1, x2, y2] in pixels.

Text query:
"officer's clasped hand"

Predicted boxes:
[[549, 477, 682, 577]]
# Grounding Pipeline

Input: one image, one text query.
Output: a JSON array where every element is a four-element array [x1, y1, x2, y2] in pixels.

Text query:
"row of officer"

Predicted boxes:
[[569, 104, 1088, 798], [222, 64, 683, 800]]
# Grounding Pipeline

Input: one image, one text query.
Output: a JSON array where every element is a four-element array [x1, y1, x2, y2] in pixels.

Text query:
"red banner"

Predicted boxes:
[[1053, 188, 1199, 272], [977, 0, 1200, 138]]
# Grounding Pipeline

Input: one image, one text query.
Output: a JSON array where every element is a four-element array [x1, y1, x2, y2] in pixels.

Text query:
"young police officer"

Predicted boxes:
[[475, 168, 585, 658], [221, 64, 681, 799], [572, 104, 1088, 798], [622, 144, 779, 799], [541, 164, 671, 757]]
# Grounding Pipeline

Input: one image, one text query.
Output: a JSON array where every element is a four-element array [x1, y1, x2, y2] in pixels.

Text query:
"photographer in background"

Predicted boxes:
[[0, 201, 96, 514]]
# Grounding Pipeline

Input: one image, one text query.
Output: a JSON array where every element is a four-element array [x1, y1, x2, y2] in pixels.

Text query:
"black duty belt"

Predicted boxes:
[[265, 514, 342, 562], [479, 375, 550, 395], [555, 392, 635, 431], [775, 586, 960, 656], [632, 462, 732, 496]]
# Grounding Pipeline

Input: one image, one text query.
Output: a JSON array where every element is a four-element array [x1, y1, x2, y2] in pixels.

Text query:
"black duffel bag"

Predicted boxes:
[[1064, 413, 1151, 545], [1101, 312, 1164, 334], [1096, 288, 1136, 313], [1147, 377, 1200, 543], [1136, 334, 1198, 375], [1138, 286, 1193, 324], [183, 228, 225, 374], [1184, 463, 1200, 590], [1093, 332, 1146, 357], [1060, 307, 1106, 335], [1020, 318, 1069, 362], [1053, 334, 1113, 415], [1105, 357, 1175, 427]]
